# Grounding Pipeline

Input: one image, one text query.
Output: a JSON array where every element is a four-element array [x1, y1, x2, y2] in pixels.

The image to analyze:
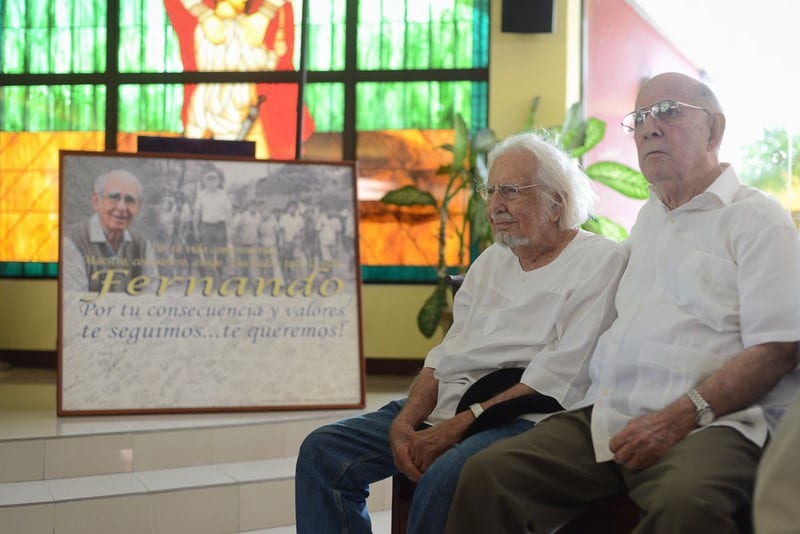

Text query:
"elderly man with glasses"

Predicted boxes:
[[294, 132, 628, 534], [63, 169, 158, 293], [446, 72, 800, 534]]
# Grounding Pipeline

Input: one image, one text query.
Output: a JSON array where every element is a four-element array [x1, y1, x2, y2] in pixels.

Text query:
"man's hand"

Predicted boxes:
[[407, 414, 470, 473], [200, 15, 225, 44], [609, 401, 695, 470], [243, 13, 269, 47], [389, 420, 423, 482]]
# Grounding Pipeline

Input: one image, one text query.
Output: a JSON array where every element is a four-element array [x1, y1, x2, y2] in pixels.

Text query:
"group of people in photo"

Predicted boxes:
[[64, 162, 353, 293]]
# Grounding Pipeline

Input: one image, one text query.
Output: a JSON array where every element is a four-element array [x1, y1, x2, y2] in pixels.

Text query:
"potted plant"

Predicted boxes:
[[381, 114, 496, 338], [382, 98, 649, 338]]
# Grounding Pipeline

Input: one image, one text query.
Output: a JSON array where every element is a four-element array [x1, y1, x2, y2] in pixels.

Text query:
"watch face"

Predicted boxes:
[[697, 409, 715, 426]]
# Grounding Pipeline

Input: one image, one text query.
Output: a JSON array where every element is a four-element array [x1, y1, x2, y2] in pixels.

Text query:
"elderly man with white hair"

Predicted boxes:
[[294, 132, 628, 534], [63, 169, 158, 293]]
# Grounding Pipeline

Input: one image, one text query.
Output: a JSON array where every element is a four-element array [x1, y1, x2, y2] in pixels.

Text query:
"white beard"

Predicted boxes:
[[495, 232, 530, 249]]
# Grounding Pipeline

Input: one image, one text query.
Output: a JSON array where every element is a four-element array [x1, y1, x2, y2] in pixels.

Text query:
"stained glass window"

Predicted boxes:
[[0, 0, 489, 280]]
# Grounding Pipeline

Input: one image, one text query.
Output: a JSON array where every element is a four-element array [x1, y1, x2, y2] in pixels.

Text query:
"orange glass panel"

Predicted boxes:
[[0, 132, 104, 262]]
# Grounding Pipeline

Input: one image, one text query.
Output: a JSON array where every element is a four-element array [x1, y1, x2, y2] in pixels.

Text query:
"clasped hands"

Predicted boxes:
[[390, 414, 471, 482]]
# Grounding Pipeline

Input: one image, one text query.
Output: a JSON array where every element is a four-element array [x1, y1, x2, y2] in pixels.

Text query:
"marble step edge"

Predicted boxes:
[[0, 456, 303, 508], [0, 410, 352, 484]]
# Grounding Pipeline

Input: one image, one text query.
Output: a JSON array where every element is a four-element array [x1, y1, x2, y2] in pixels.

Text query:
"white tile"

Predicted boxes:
[[217, 457, 295, 483], [283, 418, 331, 456], [0, 480, 52, 506], [47, 473, 146, 501], [251, 510, 392, 534], [44, 433, 134, 479], [238, 478, 295, 530], [0, 502, 54, 534], [368, 477, 392, 512], [0, 439, 45, 483], [132, 428, 214, 470], [54, 494, 149, 534], [135, 464, 235, 492], [212, 422, 286, 463], [149, 485, 238, 534]]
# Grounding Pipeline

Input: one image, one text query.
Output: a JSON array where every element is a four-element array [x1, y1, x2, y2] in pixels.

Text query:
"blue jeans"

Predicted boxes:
[[295, 398, 535, 534]]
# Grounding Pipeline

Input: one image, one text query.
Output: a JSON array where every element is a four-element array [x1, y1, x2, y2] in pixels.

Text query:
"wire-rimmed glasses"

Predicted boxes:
[[478, 183, 540, 201], [621, 99, 710, 133], [98, 191, 140, 207]]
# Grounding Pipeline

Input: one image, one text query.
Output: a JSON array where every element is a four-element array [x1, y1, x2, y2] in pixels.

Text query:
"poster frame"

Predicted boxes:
[[57, 150, 365, 415]]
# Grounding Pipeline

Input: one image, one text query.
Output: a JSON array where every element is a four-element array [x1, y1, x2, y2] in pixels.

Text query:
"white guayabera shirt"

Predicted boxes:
[[425, 230, 628, 426], [582, 164, 800, 462]]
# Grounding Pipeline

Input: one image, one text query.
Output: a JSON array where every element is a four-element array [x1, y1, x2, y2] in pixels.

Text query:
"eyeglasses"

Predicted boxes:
[[620, 99, 710, 133], [478, 183, 540, 201], [99, 191, 140, 207]]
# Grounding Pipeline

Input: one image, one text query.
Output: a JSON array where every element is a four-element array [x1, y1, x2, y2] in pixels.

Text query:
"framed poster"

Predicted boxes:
[[58, 150, 364, 415]]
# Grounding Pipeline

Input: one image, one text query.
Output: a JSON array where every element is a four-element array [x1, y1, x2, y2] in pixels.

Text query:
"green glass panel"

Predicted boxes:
[[118, 84, 184, 133], [305, 83, 344, 133], [303, 0, 346, 71], [0, 262, 58, 277], [357, 0, 488, 71], [120, 0, 174, 73], [0, 85, 105, 132], [2, 29, 25, 73], [1, 0, 105, 74], [356, 81, 485, 130]]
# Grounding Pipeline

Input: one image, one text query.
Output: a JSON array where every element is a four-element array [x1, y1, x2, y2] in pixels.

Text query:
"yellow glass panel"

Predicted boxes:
[[0, 132, 104, 262]]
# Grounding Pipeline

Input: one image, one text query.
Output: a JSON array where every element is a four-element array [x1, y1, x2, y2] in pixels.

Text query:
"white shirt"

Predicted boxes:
[[195, 189, 232, 224], [583, 164, 800, 462], [425, 230, 628, 425]]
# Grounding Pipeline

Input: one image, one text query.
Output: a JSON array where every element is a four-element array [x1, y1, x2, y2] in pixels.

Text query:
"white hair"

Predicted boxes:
[[487, 132, 597, 229]]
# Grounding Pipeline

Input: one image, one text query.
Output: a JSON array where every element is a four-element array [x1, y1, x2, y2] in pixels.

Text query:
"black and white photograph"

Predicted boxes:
[[58, 150, 364, 415]]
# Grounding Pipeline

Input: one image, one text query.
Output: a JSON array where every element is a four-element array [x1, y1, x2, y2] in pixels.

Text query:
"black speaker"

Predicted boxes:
[[502, 0, 555, 34]]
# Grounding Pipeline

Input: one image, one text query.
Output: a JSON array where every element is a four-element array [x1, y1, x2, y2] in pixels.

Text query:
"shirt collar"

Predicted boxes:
[[89, 213, 133, 245], [648, 163, 740, 211], [702, 163, 740, 205]]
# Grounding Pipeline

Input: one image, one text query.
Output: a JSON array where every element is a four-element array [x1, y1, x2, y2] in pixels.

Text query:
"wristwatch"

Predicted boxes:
[[686, 388, 715, 426], [469, 402, 484, 419]]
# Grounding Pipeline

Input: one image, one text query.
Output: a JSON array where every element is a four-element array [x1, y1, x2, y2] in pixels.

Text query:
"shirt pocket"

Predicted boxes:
[[671, 250, 738, 331], [482, 288, 564, 345], [627, 342, 728, 413]]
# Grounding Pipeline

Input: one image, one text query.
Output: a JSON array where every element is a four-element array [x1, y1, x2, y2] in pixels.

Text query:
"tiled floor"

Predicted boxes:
[[0, 364, 416, 533], [0, 365, 415, 441]]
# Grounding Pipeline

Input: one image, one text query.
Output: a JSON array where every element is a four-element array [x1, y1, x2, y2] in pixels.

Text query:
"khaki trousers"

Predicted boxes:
[[445, 406, 761, 534]]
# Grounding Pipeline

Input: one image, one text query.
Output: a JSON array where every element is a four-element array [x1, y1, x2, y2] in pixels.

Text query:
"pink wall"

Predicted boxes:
[[584, 0, 701, 230]]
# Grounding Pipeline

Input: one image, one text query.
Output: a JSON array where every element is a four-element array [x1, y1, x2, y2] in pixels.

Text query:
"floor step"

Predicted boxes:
[[0, 457, 393, 533], [0, 368, 413, 533]]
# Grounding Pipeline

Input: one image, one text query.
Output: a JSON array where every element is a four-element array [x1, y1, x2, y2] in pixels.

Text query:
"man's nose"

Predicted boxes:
[[638, 114, 662, 138]]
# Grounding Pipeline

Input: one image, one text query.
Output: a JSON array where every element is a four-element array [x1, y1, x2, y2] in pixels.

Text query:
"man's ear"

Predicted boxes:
[[708, 113, 726, 152], [549, 194, 565, 223]]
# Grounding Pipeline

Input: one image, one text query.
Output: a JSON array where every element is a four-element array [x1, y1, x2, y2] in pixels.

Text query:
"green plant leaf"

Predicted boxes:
[[570, 118, 606, 158], [525, 96, 541, 129], [561, 102, 583, 148], [380, 185, 438, 208], [467, 193, 493, 248], [581, 215, 629, 242], [586, 161, 650, 199], [472, 128, 498, 154], [452, 114, 469, 174], [417, 284, 447, 338]]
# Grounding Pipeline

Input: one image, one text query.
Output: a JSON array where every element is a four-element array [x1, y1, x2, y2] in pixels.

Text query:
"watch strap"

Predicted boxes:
[[469, 402, 484, 419]]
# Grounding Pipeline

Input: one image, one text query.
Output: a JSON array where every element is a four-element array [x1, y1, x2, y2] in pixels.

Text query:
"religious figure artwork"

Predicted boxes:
[[163, 0, 315, 159]]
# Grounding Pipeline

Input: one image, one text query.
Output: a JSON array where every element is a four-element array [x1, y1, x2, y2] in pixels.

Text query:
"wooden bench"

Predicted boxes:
[[391, 475, 640, 534]]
